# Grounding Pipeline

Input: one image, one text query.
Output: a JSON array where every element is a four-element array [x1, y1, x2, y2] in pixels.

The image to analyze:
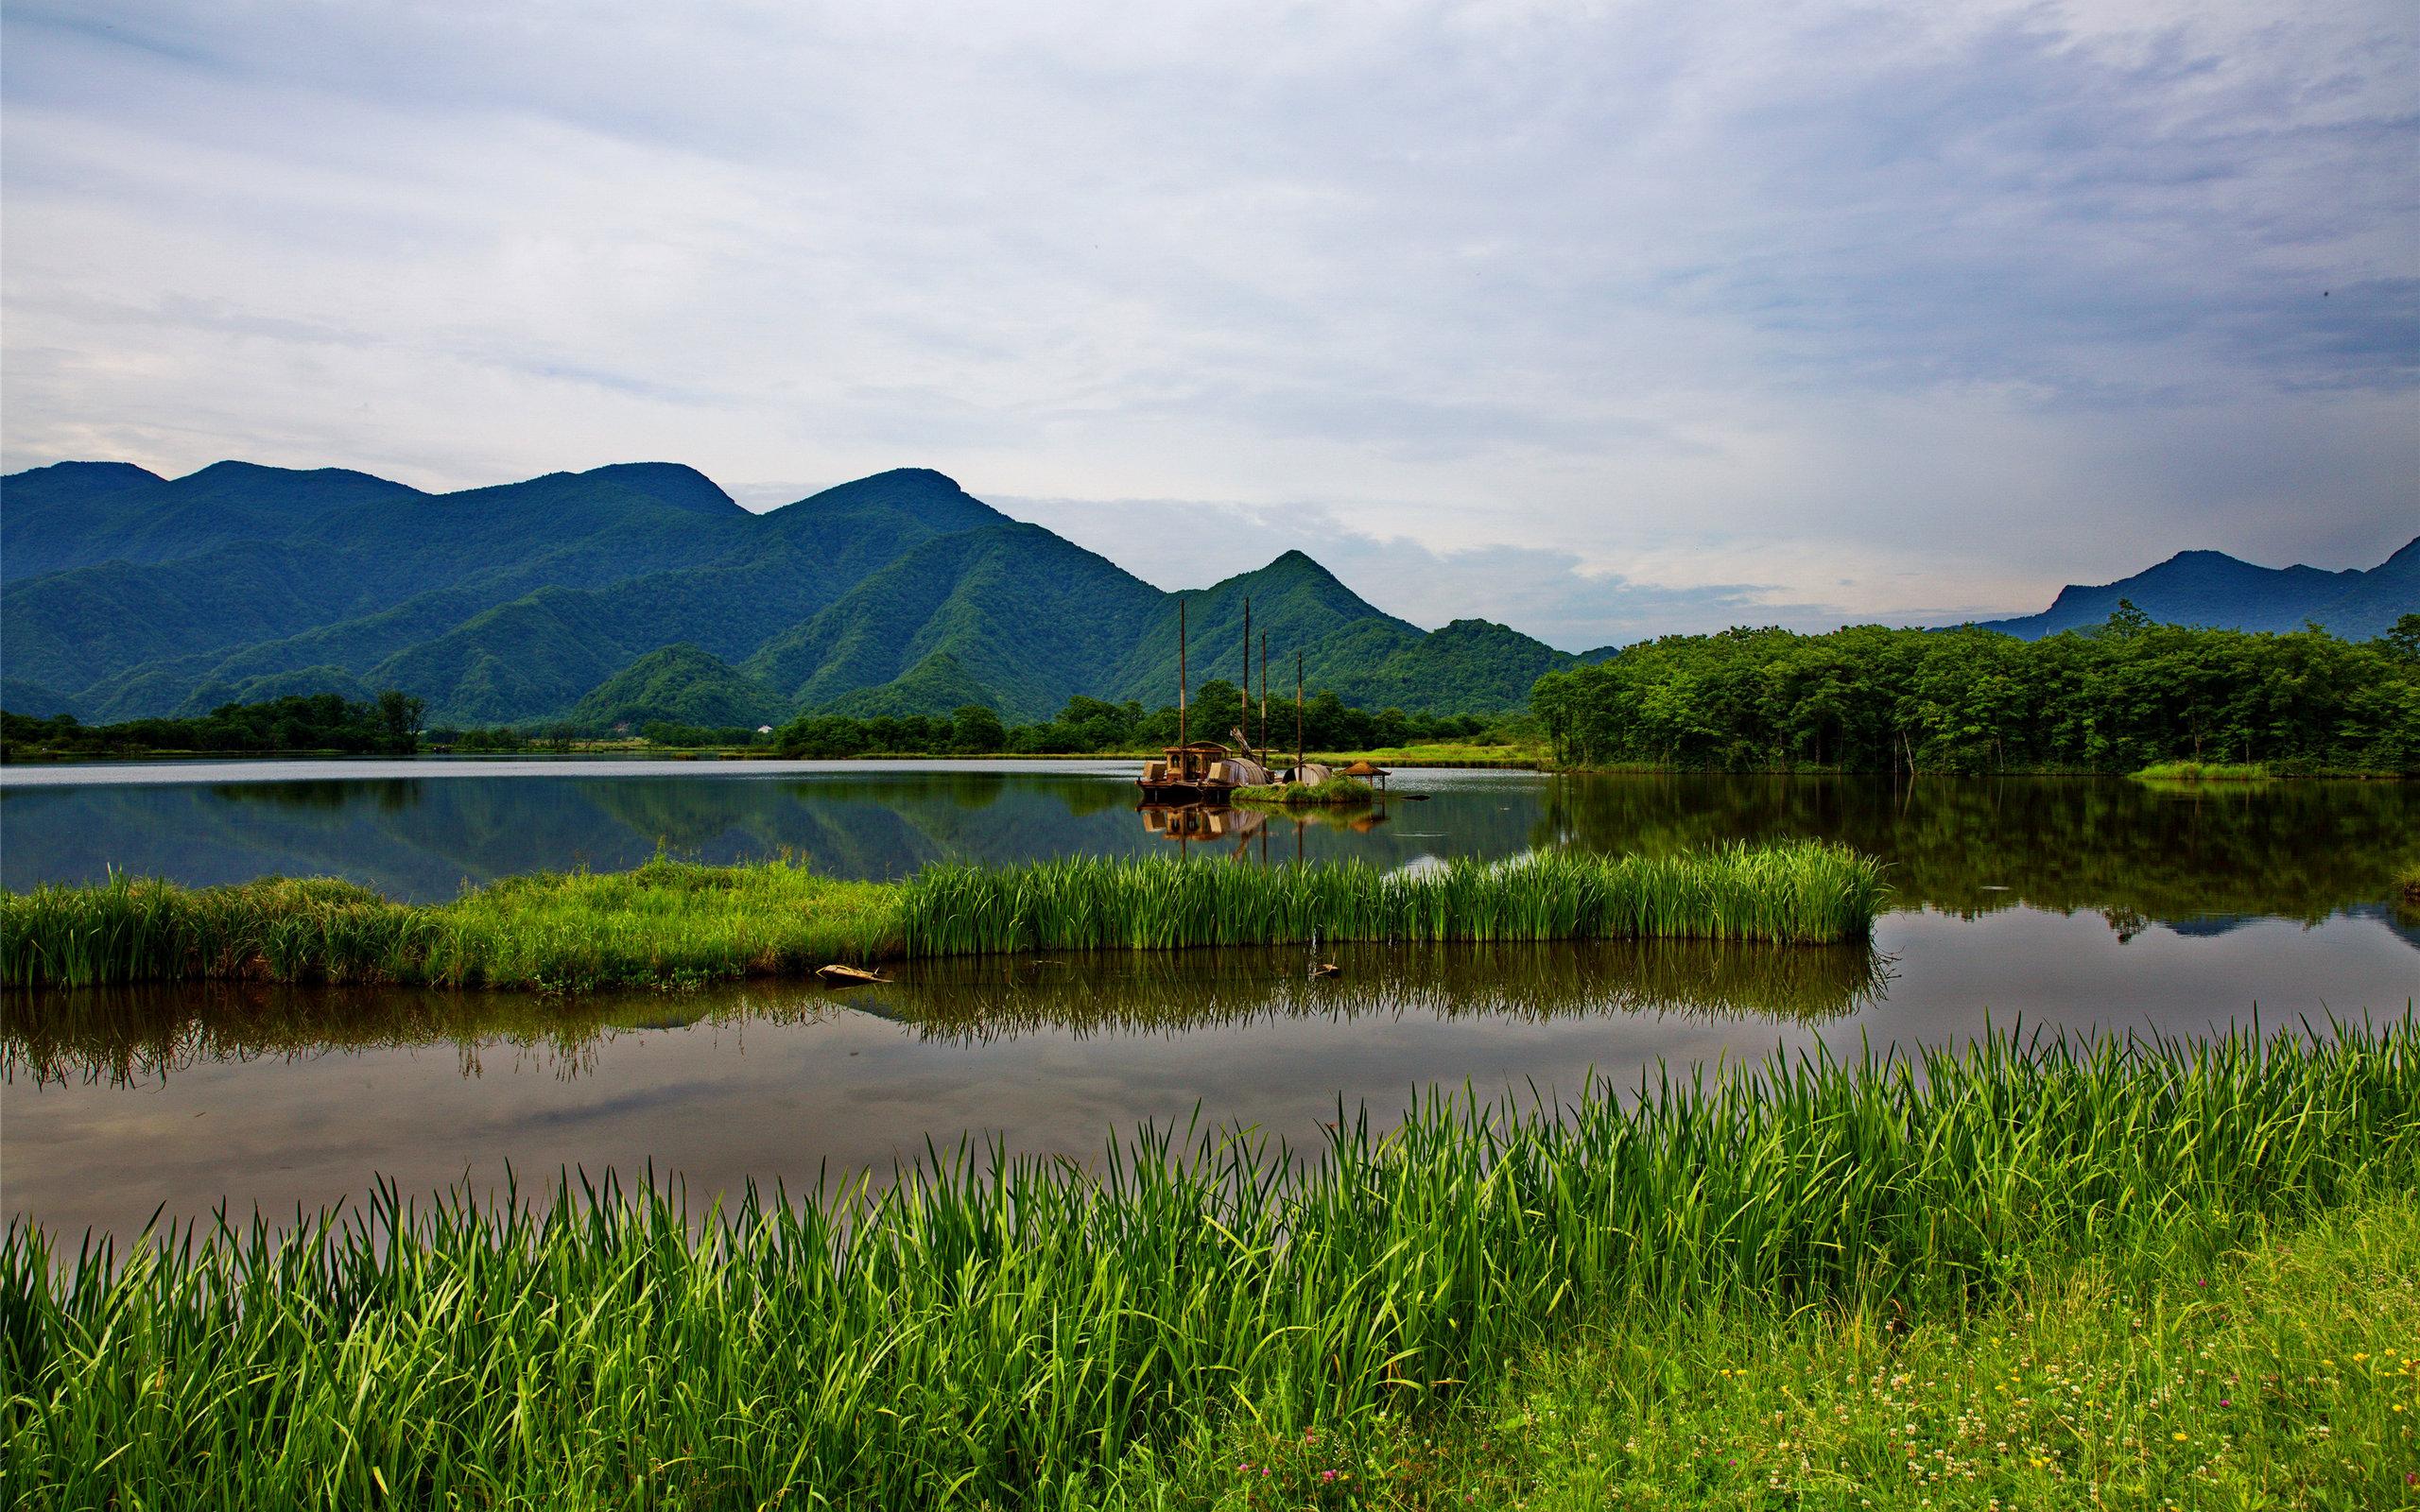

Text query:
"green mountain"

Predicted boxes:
[[2, 459, 1581, 725], [565, 645, 790, 731]]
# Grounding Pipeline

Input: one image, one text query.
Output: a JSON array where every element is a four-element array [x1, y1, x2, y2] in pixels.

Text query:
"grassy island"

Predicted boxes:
[[1232, 774, 1377, 805], [2132, 759, 2272, 782], [4, 1021, 2412, 1508], [1, 842, 1886, 993]]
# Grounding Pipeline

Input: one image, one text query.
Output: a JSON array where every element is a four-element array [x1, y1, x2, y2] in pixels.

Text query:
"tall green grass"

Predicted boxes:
[[1231, 774, 1376, 804], [5, 1021, 2411, 1507], [899, 840, 1885, 955], [2133, 759, 2272, 782], [2, 843, 1884, 991], [0, 859, 899, 992]]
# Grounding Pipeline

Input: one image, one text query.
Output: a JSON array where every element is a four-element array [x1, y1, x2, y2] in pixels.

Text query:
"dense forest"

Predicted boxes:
[[773, 680, 1512, 758], [2, 692, 425, 759], [1531, 610, 2420, 774]]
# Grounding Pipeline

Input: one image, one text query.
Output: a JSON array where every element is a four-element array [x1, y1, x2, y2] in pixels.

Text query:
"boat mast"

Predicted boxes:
[[1259, 632, 1269, 759], [1177, 600, 1188, 751], [1295, 649, 1305, 773], [1240, 596, 1251, 754]]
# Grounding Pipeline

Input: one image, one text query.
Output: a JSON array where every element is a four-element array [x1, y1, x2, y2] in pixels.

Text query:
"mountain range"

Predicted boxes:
[[1965, 541, 2417, 640], [0, 461, 1578, 727], [2, 457, 2411, 729]]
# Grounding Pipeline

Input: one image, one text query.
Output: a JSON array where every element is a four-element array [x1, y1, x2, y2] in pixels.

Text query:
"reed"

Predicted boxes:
[[0, 859, 899, 993], [2132, 759, 2272, 782], [1232, 774, 1376, 804], [4, 1020, 2411, 1507], [899, 840, 1886, 956], [3, 843, 1884, 991]]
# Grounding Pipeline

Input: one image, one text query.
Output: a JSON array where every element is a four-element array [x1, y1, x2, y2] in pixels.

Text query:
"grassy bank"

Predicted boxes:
[[1205, 1187, 2420, 1509], [4, 1022, 2411, 1508], [0, 842, 1884, 992], [2134, 759, 2273, 782]]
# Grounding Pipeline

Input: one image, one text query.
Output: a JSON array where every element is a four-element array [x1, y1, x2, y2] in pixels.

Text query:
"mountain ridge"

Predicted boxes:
[[1963, 540, 2415, 640], [5, 456, 2410, 728]]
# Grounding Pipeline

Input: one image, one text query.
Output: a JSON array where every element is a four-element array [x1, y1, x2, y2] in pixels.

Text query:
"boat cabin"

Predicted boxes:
[[1137, 741, 1271, 804]]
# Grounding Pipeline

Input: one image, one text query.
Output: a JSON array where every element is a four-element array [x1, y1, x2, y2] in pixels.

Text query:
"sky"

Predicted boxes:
[[3, 2, 2413, 649]]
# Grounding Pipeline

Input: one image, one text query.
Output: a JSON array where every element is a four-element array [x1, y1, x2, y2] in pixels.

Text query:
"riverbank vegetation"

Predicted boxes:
[[2133, 759, 2272, 782], [0, 842, 1884, 991], [1533, 611, 2420, 775], [1233, 774, 1376, 805], [4, 1021, 2411, 1508], [773, 681, 1538, 761], [0, 692, 426, 761]]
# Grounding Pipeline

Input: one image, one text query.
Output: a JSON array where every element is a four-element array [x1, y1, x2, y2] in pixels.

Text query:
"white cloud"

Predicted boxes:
[[4, 1, 2412, 641]]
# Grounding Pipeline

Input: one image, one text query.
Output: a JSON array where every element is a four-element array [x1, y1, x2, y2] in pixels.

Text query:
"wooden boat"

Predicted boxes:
[[1137, 741, 1271, 804]]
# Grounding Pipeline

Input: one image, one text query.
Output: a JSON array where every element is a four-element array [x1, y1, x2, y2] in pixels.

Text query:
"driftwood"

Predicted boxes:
[[816, 963, 890, 987]]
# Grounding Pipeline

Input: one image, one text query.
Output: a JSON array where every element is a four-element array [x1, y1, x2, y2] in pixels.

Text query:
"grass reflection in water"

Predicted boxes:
[[3, 936, 1886, 1086]]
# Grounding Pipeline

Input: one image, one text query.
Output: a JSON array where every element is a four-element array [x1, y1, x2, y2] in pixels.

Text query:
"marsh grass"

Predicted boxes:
[[3, 843, 1885, 991], [899, 840, 1886, 956], [1233, 775, 1377, 805], [2133, 760, 2273, 782], [3, 1020, 2411, 1508], [0, 859, 898, 992], [1283, 1187, 2420, 1510]]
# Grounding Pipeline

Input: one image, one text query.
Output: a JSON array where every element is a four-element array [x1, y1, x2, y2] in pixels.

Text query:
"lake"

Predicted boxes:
[[5, 760, 2413, 1238]]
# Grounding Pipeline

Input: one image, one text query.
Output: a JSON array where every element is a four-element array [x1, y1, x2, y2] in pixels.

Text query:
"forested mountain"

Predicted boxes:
[[15, 455, 2401, 730], [1967, 541, 2417, 640], [2, 459, 1577, 726]]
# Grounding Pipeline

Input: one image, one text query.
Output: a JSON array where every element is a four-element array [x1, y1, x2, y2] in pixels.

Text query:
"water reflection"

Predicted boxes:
[[6, 903, 2409, 1241], [1540, 774, 2419, 935], [4, 936, 1887, 1087], [2, 762, 2411, 940]]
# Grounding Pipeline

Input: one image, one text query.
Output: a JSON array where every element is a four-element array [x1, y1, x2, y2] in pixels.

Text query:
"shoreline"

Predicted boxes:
[[10, 1021, 2410, 1508]]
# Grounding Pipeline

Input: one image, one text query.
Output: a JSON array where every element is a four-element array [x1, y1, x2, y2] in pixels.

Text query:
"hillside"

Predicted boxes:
[[1, 460, 1576, 725], [565, 645, 790, 732], [1967, 540, 2417, 640]]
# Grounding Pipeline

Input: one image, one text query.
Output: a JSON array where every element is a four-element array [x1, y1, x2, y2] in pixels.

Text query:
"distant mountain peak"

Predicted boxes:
[[768, 467, 1005, 531], [3, 459, 163, 489], [571, 462, 739, 515], [1971, 536, 2416, 641], [180, 458, 418, 490]]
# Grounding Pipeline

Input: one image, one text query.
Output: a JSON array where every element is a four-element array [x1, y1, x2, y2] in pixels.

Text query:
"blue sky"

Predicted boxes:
[[3, 1, 2412, 647]]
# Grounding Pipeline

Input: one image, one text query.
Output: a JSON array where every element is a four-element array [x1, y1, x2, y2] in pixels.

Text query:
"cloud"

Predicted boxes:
[[3, 1, 2412, 646]]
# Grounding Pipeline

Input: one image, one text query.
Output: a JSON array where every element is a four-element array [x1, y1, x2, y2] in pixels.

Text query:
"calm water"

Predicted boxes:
[[5, 762, 2413, 1238]]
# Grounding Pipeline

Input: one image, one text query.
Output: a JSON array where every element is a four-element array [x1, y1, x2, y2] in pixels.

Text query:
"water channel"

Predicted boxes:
[[5, 760, 2413, 1238]]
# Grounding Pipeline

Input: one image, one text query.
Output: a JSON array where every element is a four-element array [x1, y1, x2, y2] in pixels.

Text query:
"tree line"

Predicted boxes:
[[1531, 610, 2420, 775], [1, 693, 427, 760], [773, 681, 1515, 758]]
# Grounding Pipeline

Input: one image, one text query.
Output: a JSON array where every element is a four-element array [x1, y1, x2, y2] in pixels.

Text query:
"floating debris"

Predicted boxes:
[[816, 963, 890, 987]]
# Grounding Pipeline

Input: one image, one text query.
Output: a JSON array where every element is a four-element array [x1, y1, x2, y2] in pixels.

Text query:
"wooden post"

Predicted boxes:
[[1295, 649, 1305, 774], [1259, 632, 1269, 762], [1178, 600, 1188, 753]]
